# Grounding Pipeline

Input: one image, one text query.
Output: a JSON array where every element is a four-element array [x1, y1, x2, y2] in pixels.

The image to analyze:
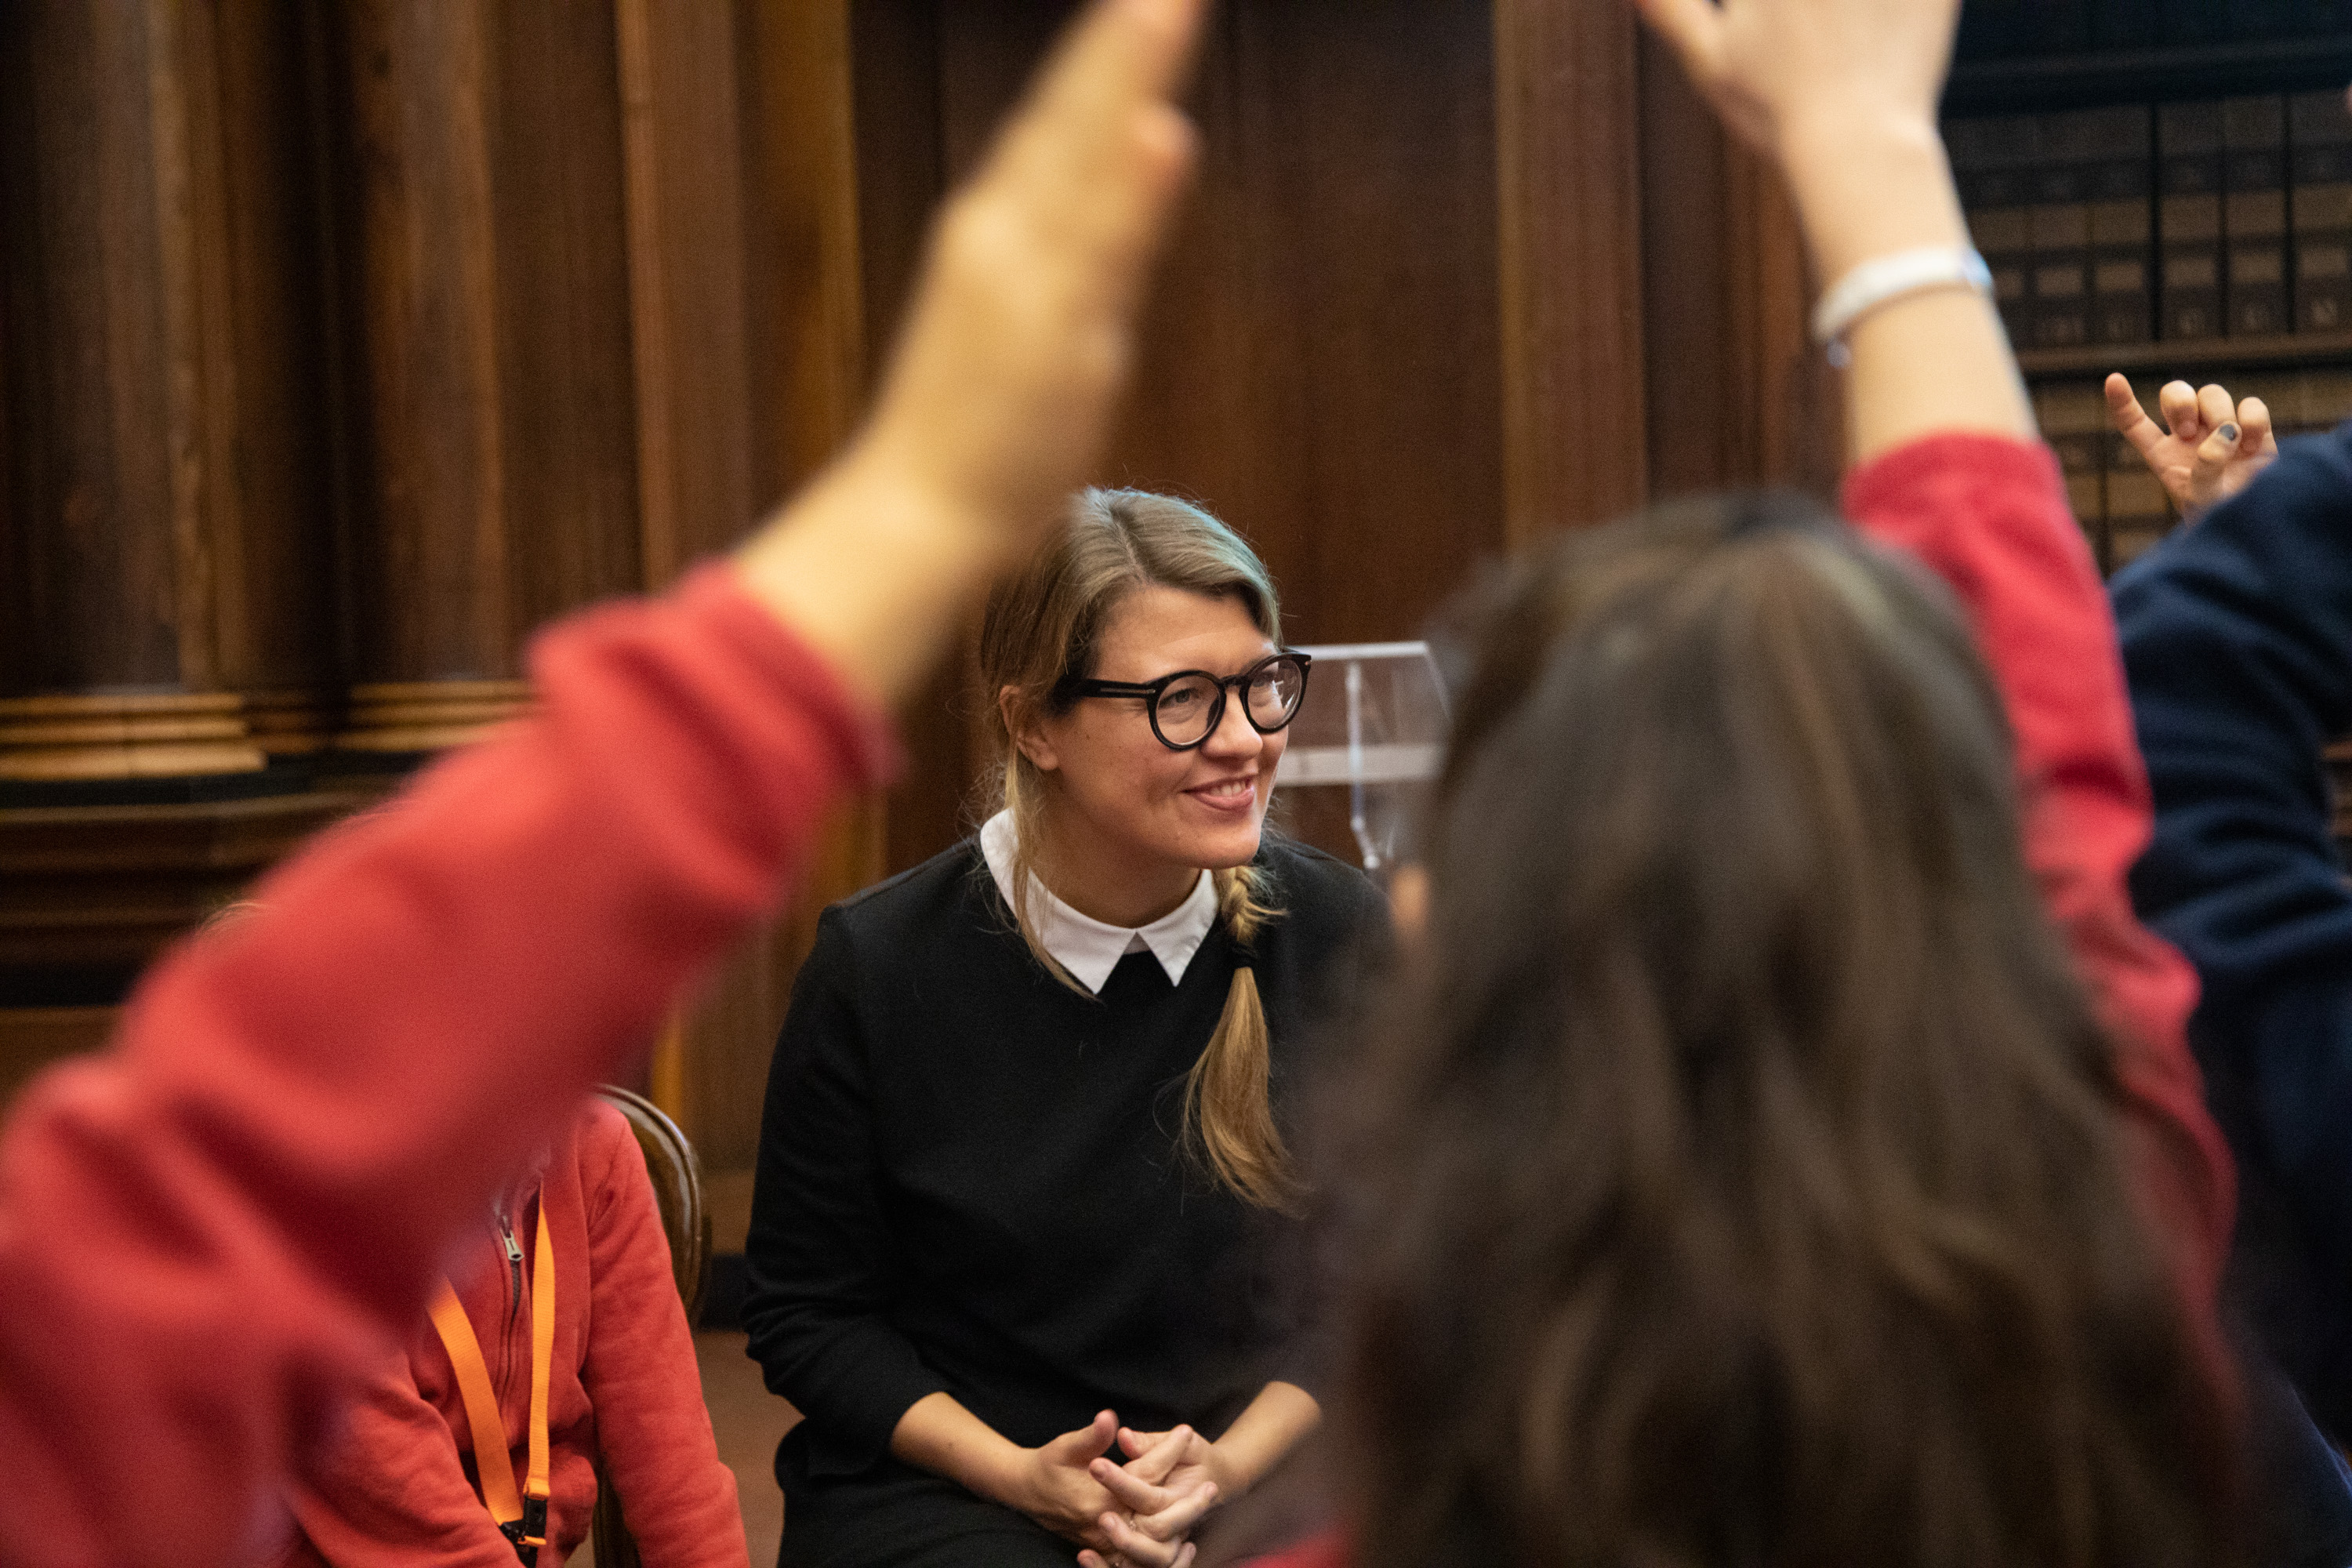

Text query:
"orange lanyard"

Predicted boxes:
[[428, 1203, 556, 1565]]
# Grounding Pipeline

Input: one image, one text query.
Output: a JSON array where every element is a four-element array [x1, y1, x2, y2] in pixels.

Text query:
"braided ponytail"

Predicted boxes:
[[1182, 865, 1298, 1211]]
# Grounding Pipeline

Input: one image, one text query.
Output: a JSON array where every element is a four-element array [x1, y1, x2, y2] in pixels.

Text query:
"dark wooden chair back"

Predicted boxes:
[[589, 1086, 713, 1567]]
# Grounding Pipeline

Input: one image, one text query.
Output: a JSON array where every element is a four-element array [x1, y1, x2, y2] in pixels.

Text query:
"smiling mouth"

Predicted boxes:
[[1189, 776, 1257, 802]]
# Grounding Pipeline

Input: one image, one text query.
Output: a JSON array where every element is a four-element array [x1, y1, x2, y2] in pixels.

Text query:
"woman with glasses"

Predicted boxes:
[[743, 488, 1389, 1568]]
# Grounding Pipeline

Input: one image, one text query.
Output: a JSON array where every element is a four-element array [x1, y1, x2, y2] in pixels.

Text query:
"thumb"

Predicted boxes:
[[1047, 1410, 1120, 1465]]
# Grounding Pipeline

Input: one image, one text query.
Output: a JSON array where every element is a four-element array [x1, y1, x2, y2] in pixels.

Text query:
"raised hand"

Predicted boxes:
[[2105, 374, 2278, 517], [1632, 0, 1960, 160], [1636, 0, 2026, 463], [859, 0, 1208, 554], [732, 0, 1210, 710]]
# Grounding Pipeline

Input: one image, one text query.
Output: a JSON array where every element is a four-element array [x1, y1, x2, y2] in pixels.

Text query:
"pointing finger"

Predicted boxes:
[[2104, 373, 2167, 463]]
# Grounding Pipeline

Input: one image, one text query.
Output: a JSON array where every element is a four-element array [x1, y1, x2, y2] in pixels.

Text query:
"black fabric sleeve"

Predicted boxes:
[[2113, 426, 2352, 1438], [741, 909, 948, 1478]]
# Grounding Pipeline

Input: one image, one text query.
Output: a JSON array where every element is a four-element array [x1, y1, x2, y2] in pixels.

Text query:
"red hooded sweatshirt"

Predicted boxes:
[[275, 1100, 746, 1567]]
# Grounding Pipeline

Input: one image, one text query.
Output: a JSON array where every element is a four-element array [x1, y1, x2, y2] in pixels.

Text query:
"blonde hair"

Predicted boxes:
[[978, 488, 1298, 1211]]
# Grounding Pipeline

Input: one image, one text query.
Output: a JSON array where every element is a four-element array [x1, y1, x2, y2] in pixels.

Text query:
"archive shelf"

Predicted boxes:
[[1947, 34, 2352, 115], [2018, 327, 2352, 378]]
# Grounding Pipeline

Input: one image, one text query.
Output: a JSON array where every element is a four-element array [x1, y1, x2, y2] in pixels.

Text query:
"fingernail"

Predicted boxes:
[[2219, 422, 2241, 444]]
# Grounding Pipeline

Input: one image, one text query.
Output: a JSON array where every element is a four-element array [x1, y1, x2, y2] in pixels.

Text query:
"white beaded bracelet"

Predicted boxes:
[[1812, 246, 1995, 365]]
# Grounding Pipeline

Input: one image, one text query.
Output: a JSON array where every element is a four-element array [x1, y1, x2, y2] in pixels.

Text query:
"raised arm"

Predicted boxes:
[[0, 3, 1209, 1564], [2113, 427, 2352, 1439], [1638, 0, 2233, 1305]]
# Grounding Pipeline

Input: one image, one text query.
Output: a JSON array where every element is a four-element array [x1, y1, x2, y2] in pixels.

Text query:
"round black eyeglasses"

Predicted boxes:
[[1060, 651, 1313, 751]]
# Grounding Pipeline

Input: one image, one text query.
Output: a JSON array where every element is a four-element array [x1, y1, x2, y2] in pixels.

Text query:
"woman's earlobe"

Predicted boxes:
[[1001, 685, 1061, 774], [1015, 731, 1061, 774]]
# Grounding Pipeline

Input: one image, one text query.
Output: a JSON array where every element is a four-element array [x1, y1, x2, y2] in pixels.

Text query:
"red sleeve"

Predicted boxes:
[[1841, 433, 2234, 1309], [576, 1106, 748, 1568], [0, 566, 892, 1568]]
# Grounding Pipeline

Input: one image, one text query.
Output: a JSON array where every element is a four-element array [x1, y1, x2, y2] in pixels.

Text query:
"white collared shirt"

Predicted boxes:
[[978, 811, 1217, 995]]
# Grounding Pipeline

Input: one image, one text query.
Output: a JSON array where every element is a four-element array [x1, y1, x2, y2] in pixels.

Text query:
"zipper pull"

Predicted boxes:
[[497, 1214, 524, 1265]]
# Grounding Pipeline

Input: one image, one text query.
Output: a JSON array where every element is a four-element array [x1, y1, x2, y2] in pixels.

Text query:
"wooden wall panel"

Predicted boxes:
[[1497, 0, 1648, 538], [851, 0, 975, 874], [488, 2, 643, 637], [1638, 35, 1838, 500], [615, 0, 756, 586]]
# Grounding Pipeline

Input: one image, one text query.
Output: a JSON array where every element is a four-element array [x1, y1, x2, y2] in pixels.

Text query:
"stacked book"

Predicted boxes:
[[1951, 90, 2352, 350], [2035, 371, 2352, 573], [1957, 0, 2352, 56]]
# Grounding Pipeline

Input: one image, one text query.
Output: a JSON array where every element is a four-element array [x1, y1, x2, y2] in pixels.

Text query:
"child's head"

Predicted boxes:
[[1328, 492, 2238, 1568]]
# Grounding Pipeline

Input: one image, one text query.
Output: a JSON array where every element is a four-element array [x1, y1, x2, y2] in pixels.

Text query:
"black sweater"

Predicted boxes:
[[742, 834, 1387, 1483]]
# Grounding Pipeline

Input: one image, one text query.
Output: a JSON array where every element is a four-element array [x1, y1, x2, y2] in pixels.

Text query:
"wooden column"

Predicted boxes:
[[0, 1, 335, 779], [324, 1, 644, 752], [326, 0, 524, 750]]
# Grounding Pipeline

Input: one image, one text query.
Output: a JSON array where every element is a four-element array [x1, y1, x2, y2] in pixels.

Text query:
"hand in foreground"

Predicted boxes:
[[858, 0, 1208, 554], [1074, 1425, 1224, 1568], [2106, 374, 2278, 517], [732, 0, 1210, 710], [1632, 0, 1960, 157], [1008, 1410, 1127, 1552]]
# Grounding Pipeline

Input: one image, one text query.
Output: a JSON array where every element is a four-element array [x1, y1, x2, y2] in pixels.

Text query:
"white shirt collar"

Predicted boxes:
[[978, 811, 1217, 995]]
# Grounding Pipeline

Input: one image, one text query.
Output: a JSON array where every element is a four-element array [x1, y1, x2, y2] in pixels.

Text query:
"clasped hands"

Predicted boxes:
[[1016, 1410, 1225, 1568]]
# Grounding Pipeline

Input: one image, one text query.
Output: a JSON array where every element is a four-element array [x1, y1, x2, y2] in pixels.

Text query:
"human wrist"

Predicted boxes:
[[970, 1433, 1043, 1510], [1775, 114, 1967, 284], [826, 437, 1004, 580], [1201, 1437, 1254, 1499]]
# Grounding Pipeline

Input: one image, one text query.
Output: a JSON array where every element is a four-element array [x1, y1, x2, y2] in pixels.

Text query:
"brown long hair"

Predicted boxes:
[[978, 488, 1297, 1210], [1327, 492, 2241, 1567]]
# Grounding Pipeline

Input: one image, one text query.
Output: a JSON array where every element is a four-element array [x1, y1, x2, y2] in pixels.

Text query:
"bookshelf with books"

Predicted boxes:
[[1947, 3, 2352, 575]]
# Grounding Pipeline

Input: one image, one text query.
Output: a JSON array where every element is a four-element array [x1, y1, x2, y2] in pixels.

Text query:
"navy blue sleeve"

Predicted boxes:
[[2113, 426, 2352, 1440]]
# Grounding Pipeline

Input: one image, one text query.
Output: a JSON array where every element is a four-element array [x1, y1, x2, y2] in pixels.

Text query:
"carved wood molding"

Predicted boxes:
[[0, 693, 265, 781], [238, 688, 337, 757], [0, 788, 380, 975], [337, 679, 534, 753]]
